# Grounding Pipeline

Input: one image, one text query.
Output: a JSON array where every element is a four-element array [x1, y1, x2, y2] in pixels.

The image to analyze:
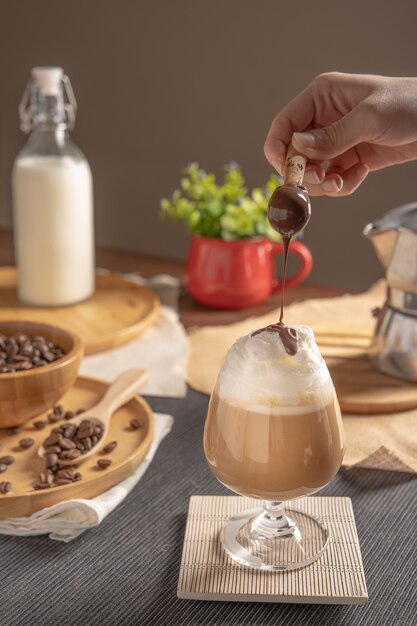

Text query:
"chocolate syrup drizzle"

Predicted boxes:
[[251, 184, 311, 356], [251, 321, 299, 356]]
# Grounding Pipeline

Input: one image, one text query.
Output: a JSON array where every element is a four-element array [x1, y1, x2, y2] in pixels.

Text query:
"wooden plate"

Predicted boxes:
[[0, 267, 160, 355], [328, 355, 417, 414], [0, 376, 154, 518]]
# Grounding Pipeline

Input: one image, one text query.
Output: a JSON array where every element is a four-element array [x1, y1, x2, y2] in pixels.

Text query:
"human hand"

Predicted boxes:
[[264, 72, 417, 196]]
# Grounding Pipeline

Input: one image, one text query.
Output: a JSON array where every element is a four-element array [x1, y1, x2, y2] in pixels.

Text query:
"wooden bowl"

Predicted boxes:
[[0, 321, 83, 428]]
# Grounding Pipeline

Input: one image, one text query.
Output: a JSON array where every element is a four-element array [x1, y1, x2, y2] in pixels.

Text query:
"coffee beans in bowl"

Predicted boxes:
[[0, 321, 83, 429], [0, 334, 65, 374]]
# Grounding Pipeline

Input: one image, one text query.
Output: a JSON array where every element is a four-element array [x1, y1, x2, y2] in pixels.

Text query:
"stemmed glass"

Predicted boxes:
[[204, 352, 344, 571]]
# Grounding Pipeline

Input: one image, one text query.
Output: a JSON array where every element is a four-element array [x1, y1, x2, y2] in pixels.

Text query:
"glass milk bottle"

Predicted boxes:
[[12, 66, 95, 306]]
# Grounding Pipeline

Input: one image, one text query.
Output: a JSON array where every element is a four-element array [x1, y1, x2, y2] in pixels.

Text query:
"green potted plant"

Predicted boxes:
[[161, 162, 312, 309]]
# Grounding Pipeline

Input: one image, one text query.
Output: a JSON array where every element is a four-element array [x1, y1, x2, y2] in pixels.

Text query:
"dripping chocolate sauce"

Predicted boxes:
[[252, 184, 311, 356], [251, 320, 299, 356]]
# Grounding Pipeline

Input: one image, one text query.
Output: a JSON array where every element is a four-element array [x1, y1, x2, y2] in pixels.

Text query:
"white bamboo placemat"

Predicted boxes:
[[178, 495, 368, 605]]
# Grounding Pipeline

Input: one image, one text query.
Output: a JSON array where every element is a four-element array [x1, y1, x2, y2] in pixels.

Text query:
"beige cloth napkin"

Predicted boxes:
[[80, 272, 189, 397], [187, 281, 417, 473]]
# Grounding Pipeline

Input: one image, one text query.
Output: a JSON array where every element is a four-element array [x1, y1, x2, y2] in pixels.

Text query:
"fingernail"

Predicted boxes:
[[323, 178, 342, 193], [271, 158, 283, 176], [293, 132, 316, 149], [272, 140, 287, 175], [358, 163, 370, 177]]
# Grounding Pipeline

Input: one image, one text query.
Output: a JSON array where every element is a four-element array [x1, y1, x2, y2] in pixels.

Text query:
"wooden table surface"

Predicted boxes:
[[0, 229, 345, 329]]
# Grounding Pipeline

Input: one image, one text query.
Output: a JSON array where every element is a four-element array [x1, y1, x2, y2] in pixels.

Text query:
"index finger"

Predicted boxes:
[[264, 83, 316, 174]]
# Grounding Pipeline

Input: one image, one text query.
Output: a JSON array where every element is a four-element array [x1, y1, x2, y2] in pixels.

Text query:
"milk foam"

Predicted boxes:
[[216, 325, 334, 413]]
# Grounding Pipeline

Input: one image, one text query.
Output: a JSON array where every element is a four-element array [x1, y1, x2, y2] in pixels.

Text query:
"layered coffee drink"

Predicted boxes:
[[204, 325, 344, 501]]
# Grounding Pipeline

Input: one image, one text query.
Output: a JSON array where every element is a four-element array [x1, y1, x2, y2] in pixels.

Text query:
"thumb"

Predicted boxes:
[[292, 105, 371, 160]]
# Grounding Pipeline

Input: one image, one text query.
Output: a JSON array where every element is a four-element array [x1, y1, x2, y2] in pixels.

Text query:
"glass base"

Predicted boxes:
[[221, 501, 329, 571]]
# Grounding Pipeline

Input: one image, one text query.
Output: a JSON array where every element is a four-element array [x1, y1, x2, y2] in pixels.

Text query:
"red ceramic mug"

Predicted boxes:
[[186, 235, 313, 309]]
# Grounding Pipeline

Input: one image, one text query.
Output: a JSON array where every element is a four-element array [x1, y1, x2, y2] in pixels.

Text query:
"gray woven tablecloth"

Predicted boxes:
[[1, 388, 416, 626]]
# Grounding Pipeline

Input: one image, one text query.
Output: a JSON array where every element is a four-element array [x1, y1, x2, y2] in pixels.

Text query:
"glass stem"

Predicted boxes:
[[251, 500, 297, 539]]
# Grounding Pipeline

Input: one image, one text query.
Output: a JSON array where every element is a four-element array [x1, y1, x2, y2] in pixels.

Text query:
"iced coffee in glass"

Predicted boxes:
[[204, 324, 344, 570]]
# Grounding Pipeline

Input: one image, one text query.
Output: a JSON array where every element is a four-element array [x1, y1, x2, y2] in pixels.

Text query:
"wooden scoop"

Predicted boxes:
[[38, 368, 149, 466]]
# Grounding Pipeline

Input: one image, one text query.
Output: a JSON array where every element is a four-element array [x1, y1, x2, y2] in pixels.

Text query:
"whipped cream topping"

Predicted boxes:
[[216, 325, 334, 412]]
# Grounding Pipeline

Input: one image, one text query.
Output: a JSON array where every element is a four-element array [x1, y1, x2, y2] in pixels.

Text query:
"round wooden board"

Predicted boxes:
[[0, 267, 160, 355], [0, 376, 154, 518], [328, 355, 417, 414]]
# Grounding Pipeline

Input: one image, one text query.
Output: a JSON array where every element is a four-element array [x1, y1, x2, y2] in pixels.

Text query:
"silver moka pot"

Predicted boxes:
[[364, 202, 417, 380]]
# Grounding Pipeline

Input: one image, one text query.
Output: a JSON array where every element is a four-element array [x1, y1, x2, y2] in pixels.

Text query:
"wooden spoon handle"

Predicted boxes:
[[284, 143, 307, 186], [97, 369, 148, 420]]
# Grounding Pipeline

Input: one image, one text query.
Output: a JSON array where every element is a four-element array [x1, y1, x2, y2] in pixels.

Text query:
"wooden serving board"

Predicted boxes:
[[0, 376, 154, 517], [0, 267, 160, 355], [327, 354, 417, 414]]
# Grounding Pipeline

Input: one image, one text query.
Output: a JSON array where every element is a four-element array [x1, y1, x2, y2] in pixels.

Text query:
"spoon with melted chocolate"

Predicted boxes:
[[253, 144, 311, 355]]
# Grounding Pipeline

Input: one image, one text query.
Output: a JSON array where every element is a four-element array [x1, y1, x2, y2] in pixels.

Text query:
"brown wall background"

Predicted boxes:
[[1, 0, 417, 290]]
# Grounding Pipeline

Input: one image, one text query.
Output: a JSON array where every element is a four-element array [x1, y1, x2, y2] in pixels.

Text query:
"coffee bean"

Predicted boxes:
[[83, 437, 92, 451], [130, 419, 143, 430], [34, 420, 48, 430], [56, 469, 75, 480], [91, 435, 98, 445], [103, 441, 118, 454], [75, 441, 85, 452], [0, 481, 11, 494], [59, 449, 81, 460], [64, 410, 75, 421], [48, 413, 61, 424], [6, 426, 22, 436], [54, 405, 64, 416], [67, 449, 81, 459], [46, 453, 59, 469], [7, 343, 18, 358], [19, 438, 34, 449], [59, 437, 76, 450], [0, 456, 14, 465], [39, 471, 53, 486], [97, 459, 112, 469], [44, 433, 63, 447], [15, 361, 32, 371], [76, 420, 95, 439], [0, 464, 7, 473], [76, 408, 85, 415], [14, 354, 28, 362], [63, 424, 77, 439]]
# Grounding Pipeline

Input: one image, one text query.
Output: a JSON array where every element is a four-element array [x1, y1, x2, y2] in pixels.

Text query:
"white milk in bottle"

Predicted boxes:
[[12, 67, 95, 306]]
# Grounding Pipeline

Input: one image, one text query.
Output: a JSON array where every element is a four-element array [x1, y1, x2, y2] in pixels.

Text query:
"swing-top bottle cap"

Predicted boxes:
[[19, 67, 77, 132], [31, 66, 64, 96]]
